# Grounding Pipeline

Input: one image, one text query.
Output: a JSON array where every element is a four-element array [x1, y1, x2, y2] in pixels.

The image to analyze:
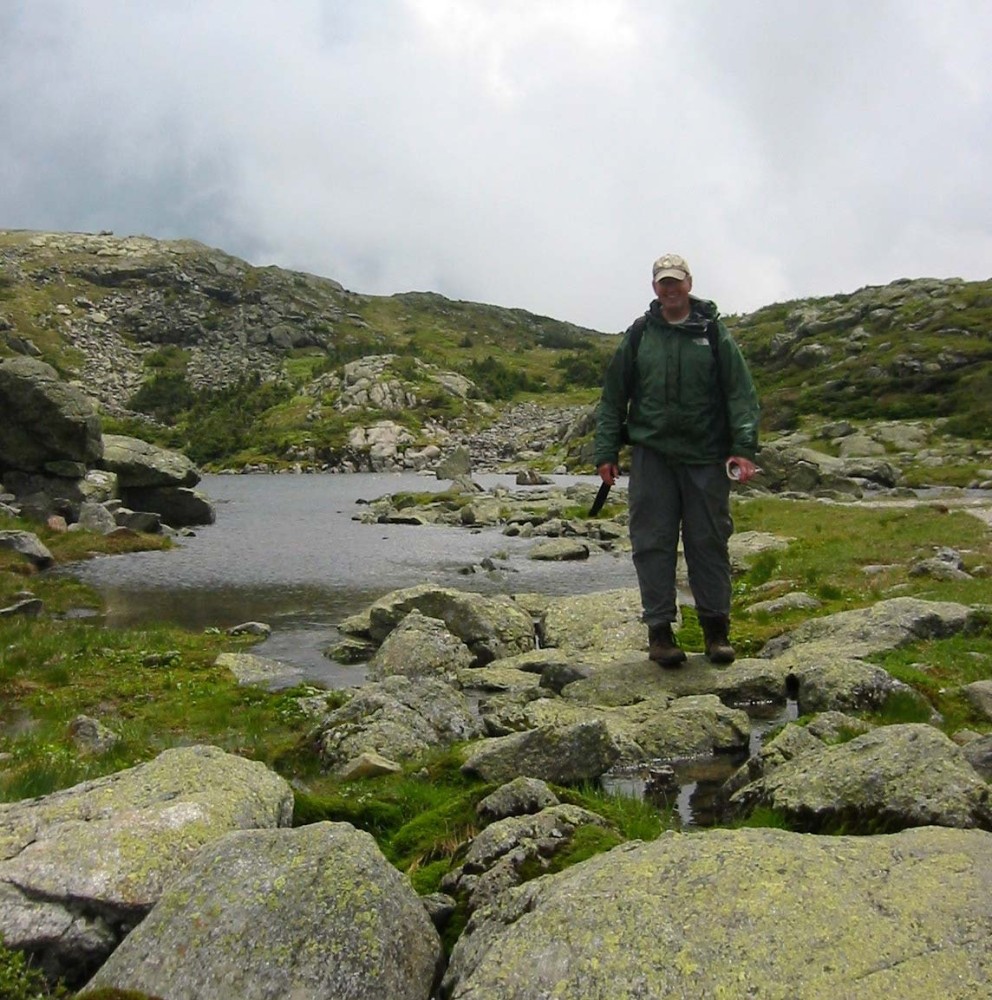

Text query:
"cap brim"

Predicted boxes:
[[653, 268, 688, 281]]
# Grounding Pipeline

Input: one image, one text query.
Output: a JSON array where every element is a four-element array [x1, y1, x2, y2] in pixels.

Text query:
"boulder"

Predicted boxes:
[[0, 357, 102, 472], [99, 433, 201, 488], [460, 719, 622, 785], [366, 584, 534, 664], [73, 501, 117, 534], [315, 675, 483, 769], [0, 746, 293, 984], [518, 693, 751, 766], [214, 651, 304, 690], [476, 777, 560, 823], [962, 680, 992, 723], [539, 588, 645, 654], [81, 822, 443, 1000], [435, 446, 472, 479], [121, 485, 216, 527], [441, 803, 615, 914], [728, 723, 992, 833], [0, 530, 54, 569], [366, 609, 475, 682], [1, 470, 88, 523], [443, 826, 992, 999], [527, 538, 591, 561], [760, 596, 976, 661]]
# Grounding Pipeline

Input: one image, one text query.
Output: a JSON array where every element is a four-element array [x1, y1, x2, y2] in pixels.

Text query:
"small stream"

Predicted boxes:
[[602, 698, 799, 828]]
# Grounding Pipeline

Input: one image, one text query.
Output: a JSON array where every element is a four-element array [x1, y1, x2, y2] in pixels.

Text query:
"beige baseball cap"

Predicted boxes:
[[652, 253, 691, 282]]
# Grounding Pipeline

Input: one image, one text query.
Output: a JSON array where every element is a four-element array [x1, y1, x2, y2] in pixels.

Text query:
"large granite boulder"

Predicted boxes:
[[81, 822, 443, 1000], [727, 723, 992, 833], [366, 609, 475, 682], [365, 584, 535, 664], [0, 745, 293, 985], [99, 433, 201, 487], [120, 484, 216, 527], [443, 826, 992, 998], [459, 719, 623, 785], [0, 357, 102, 472], [539, 588, 646, 653], [760, 596, 976, 661]]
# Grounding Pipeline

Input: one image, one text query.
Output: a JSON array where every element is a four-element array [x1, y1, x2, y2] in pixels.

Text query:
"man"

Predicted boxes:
[[594, 253, 760, 666]]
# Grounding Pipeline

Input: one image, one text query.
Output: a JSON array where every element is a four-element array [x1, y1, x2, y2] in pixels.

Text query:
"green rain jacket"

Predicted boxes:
[[594, 296, 759, 467]]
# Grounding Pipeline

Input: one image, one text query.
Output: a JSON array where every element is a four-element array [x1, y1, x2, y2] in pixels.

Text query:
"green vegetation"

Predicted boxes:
[[464, 355, 545, 400], [0, 939, 70, 999], [3, 229, 990, 479]]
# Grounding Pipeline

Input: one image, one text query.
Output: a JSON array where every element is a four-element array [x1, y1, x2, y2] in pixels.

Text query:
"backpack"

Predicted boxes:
[[619, 314, 722, 444]]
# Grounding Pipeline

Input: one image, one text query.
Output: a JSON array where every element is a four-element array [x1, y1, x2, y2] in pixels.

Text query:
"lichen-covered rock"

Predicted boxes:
[[366, 609, 475, 682], [476, 777, 560, 823], [728, 723, 992, 833], [539, 588, 645, 654], [789, 654, 932, 716], [460, 719, 622, 785], [761, 596, 976, 660], [366, 584, 534, 663], [443, 826, 992, 999], [99, 433, 201, 488], [81, 822, 443, 1000], [0, 745, 293, 984], [517, 693, 750, 766], [442, 804, 614, 914], [315, 675, 483, 768]]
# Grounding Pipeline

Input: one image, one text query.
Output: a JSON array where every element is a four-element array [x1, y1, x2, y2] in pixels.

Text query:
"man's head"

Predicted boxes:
[[651, 253, 692, 320]]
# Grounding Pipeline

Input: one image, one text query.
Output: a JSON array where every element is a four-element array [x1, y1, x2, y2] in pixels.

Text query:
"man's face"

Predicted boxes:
[[653, 275, 692, 317]]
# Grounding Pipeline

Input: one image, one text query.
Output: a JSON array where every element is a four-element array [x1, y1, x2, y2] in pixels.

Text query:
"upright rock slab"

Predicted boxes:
[[0, 357, 102, 471]]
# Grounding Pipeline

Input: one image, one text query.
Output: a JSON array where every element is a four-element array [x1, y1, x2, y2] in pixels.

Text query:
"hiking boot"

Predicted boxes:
[[699, 614, 735, 664], [648, 624, 687, 667]]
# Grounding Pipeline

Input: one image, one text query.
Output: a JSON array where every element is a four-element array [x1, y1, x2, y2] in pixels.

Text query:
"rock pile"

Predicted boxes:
[[4, 593, 992, 997], [0, 355, 215, 532]]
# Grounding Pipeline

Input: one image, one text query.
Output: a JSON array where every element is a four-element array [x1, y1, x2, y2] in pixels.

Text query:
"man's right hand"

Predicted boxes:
[[597, 462, 619, 486]]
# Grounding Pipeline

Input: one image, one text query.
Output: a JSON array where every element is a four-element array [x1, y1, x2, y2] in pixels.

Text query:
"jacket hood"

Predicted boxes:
[[646, 295, 719, 326]]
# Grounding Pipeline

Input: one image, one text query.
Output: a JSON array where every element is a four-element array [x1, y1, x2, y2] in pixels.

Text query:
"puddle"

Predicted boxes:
[[602, 699, 799, 829]]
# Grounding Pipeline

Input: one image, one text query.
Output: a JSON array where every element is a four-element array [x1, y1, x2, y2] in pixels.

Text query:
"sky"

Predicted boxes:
[[2, 0, 991, 332]]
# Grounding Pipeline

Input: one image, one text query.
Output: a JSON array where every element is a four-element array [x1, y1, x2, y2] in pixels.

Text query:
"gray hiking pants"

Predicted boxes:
[[628, 446, 733, 626]]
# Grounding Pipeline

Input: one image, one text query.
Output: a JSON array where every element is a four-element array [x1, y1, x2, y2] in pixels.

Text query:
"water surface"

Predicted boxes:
[[68, 472, 637, 686]]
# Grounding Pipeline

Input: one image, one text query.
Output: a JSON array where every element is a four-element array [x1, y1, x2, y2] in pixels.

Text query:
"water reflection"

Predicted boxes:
[[602, 699, 799, 829]]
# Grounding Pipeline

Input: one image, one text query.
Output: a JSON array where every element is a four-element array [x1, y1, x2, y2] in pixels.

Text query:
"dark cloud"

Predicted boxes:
[[1, 0, 989, 330]]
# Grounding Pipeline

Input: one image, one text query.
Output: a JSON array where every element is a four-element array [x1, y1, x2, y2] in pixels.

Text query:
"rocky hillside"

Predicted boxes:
[[1, 229, 990, 478]]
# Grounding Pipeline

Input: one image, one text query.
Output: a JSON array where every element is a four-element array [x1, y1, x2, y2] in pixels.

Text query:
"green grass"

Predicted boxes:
[[867, 625, 992, 732], [729, 497, 992, 647], [0, 615, 332, 800]]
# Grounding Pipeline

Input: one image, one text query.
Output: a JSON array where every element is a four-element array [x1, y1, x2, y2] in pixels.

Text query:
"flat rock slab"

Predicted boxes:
[[444, 825, 992, 999]]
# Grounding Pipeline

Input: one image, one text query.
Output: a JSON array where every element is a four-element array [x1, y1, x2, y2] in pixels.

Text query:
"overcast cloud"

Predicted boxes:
[[2, 0, 990, 331]]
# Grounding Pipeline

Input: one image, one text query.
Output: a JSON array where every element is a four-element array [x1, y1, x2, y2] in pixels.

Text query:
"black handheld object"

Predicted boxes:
[[588, 480, 611, 517]]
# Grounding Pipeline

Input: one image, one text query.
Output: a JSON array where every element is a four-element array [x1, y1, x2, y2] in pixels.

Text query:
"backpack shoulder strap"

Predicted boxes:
[[623, 315, 649, 396]]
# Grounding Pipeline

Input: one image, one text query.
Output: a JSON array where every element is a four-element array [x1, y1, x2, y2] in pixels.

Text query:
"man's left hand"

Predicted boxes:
[[728, 456, 759, 483]]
